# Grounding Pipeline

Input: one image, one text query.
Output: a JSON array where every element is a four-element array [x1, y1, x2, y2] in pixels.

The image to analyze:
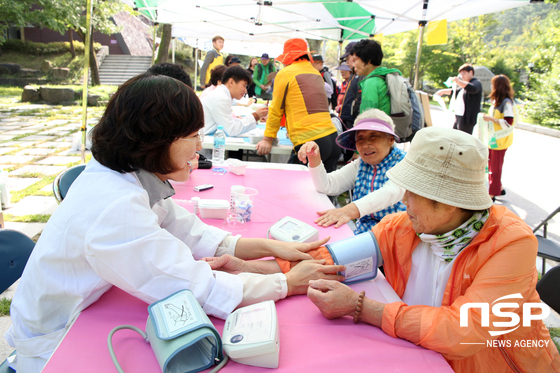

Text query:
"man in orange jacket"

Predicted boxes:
[[256, 38, 340, 172]]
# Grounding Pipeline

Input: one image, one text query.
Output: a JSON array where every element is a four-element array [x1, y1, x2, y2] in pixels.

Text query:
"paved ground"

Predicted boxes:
[[1, 102, 559, 363]]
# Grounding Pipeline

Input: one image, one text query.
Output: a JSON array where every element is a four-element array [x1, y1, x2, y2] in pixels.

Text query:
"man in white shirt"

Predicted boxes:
[[201, 66, 268, 137]]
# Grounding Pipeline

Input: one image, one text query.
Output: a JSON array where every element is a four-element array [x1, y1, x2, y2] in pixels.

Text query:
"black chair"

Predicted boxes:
[[536, 264, 560, 315], [0, 229, 35, 372], [533, 206, 560, 277], [52, 164, 86, 204]]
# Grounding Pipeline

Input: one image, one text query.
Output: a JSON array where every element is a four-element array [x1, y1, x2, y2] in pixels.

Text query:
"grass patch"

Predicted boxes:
[[9, 175, 56, 204], [4, 214, 51, 223], [0, 86, 23, 98], [0, 298, 11, 316]]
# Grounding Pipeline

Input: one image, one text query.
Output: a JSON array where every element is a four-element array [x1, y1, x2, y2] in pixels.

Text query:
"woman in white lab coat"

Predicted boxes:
[[5, 74, 344, 372]]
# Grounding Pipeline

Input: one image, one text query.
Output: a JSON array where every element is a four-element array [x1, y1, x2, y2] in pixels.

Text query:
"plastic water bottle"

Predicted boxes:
[[212, 126, 226, 166], [0, 170, 12, 209]]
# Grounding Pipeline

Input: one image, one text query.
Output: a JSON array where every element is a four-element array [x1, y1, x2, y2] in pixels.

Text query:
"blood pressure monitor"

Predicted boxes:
[[268, 216, 319, 243], [222, 300, 280, 368]]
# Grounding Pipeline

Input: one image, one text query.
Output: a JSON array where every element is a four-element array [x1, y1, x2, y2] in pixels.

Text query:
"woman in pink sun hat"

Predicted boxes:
[[298, 108, 406, 234]]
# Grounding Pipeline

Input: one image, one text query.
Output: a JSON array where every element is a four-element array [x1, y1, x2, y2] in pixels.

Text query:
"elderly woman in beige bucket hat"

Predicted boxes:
[[307, 127, 560, 372]]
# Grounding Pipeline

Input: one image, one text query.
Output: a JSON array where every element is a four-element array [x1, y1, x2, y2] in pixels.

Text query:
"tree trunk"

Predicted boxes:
[[76, 28, 100, 86], [20, 27, 25, 42], [306, 39, 322, 56], [68, 29, 76, 59], [155, 24, 172, 65], [89, 33, 100, 86]]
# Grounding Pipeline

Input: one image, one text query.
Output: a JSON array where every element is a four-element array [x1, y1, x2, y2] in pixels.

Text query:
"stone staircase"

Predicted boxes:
[[97, 55, 152, 85]]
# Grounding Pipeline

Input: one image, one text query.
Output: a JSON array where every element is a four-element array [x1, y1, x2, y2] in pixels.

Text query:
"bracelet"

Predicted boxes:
[[353, 291, 366, 324]]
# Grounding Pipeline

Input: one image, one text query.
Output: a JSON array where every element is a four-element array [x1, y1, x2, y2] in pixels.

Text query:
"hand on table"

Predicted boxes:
[[307, 279, 357, 319], [269, 236, 330, 261], [286, 260, 345, 296], [256, 139, 272, 156], [315, 204, 360, 228]]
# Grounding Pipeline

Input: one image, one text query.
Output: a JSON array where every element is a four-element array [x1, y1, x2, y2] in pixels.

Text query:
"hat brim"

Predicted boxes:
[[387, 155, 493, 210], [277, 51, 310, 65], [335, 119, 399, 151]]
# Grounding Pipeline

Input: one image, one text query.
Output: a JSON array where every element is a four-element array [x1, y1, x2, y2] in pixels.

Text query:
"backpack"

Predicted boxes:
[[371, 72, 425, 143], [321, 69, 340, 110]]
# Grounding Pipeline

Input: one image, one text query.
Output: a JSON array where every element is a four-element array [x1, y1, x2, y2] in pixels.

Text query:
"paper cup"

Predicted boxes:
[[229, 185, 258, 222]]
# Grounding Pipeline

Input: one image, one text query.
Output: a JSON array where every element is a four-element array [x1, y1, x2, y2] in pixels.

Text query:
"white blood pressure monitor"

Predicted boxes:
[[269, 216, 319, 243]]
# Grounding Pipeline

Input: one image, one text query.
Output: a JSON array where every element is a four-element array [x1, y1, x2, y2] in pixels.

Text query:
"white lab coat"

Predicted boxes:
[[201, 85, 257, 136], [5, 158, 285, 372]]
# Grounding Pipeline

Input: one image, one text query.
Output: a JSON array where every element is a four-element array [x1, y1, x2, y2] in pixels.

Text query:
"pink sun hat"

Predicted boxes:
[[335, 118, 399, 151]]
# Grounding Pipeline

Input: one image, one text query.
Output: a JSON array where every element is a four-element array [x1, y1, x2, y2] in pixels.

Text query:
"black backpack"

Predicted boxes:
[[321, 68, 339, 110]]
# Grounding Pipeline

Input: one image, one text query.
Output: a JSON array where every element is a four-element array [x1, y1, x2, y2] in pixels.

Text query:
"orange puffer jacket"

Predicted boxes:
[[373, 206, 560, 373]]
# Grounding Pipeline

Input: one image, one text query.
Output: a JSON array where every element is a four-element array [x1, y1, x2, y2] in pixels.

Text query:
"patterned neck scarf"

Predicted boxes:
[[419, 210, 490, 262], [353, 146, 406, 234]]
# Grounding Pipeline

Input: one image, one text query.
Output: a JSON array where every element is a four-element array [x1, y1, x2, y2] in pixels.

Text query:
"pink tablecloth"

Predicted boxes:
[[170, 168, 353, 242], [43, 283, 452, 373], [43, 167, 453, 372]]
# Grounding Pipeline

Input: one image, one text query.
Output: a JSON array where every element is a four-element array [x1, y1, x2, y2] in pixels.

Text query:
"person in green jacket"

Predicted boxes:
[[253, 53, 276, 100], [350, 39, 402, 115]]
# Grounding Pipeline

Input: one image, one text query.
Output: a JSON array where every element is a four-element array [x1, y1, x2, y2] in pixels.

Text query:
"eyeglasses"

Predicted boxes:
[[179, 130, 204, 144]]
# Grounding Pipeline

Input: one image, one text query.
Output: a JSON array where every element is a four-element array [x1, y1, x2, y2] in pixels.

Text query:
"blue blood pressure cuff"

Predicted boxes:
[[146, 289, 223, 373], [108, 289, 223, 373], [325, 232, 382, 284]]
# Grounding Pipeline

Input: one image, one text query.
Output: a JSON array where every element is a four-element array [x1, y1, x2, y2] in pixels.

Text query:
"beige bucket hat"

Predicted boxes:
[[387, 127, 493, 210]]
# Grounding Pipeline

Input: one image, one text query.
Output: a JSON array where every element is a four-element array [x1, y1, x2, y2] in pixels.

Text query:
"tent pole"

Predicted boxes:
[[413, 0, 429, 91], [194, 39, 198, 91], [80, 0, 93, 164], [413, 25, 425, 90]]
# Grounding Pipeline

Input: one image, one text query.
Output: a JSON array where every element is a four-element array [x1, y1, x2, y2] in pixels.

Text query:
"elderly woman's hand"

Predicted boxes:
[[307, 279, 358, 319], [315, 204, 360, 228], [297, 141, 322, 168], [286, 261, 346, 296]]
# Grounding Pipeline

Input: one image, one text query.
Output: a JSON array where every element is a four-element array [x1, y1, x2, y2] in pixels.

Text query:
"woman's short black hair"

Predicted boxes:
[[91, 73, 204, 174], [147, 63, 192, 88], [221, 65, 252, 86], [351, 39, 383, 67], [207, 64, 227, 87]]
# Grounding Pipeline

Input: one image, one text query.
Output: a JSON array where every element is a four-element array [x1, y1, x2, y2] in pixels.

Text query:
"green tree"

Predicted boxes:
[[0, 0, 126, 85], [0, 0, 38, 45], [521, 8, 560, 126]]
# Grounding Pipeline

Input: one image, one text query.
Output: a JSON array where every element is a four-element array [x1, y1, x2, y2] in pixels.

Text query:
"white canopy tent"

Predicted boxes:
[[121, 0, 534, 86], [122, 0, 532, 42], [78, 0, 538, 158]]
